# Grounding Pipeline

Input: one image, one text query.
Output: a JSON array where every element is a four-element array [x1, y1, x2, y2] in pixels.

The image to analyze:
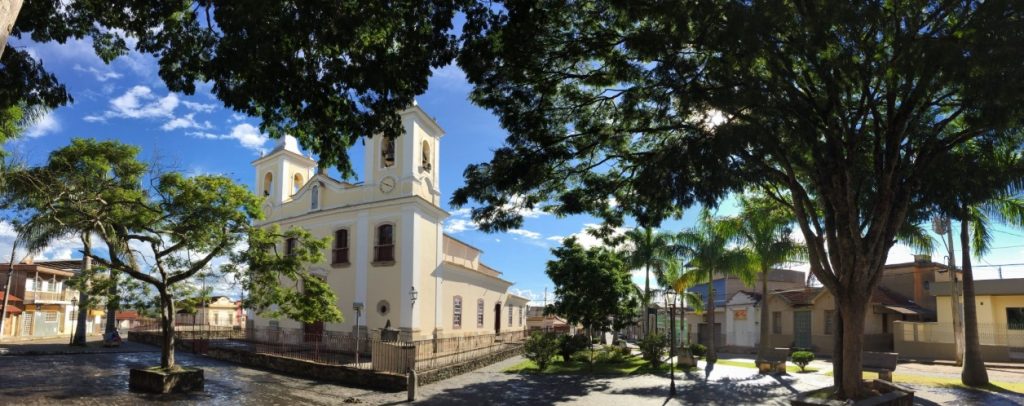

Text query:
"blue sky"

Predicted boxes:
[[5, 35, 1024, 304]]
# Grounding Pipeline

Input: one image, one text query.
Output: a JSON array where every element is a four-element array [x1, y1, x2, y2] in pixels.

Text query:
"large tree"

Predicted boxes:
[[451, 1, 1024, 398], [4, 0, 464, 175], [546, 237, 638, 340]]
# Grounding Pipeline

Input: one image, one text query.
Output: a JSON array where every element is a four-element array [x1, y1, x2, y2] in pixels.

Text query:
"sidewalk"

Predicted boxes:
[[0, 335, 157, 356]]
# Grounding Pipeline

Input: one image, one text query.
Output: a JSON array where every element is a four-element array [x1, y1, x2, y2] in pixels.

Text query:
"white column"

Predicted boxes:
[[399, 208, 418, 331], [401, 119, 416, 180], [434, 216, 444, 334], [355, 212, 369, 306]]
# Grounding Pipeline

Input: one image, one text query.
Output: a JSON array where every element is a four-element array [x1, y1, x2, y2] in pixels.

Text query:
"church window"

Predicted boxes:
[[285, 237, 297, 256], [477, 299, 485, 328], [453, 296, 462, 329], [263, 172, 273, 197], [519, 307, 523, 326], [374, 224, 395, 263], [332, 229, 349, 265], [421, 140, 432, 172], [311, 185, 319, 210], [508, 306, 513, 327], [381, 138, 395, 168], [293, 173, 304, 195]]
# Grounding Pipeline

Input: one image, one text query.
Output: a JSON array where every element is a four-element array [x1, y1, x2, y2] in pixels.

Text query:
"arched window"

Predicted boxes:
[[421, 140, 432, 172], [263, 172, 273, 197], [332, 229, 349, 265], [381, 138, 395, 168], [293, 173, 304, 195], [374, 224, 395, 263], [477, 299, 485, 328], [310, 185, 319, 210], [453, 296, 462, 329]]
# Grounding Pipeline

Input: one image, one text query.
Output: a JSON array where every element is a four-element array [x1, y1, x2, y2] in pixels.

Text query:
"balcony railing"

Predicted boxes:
[[24, 290, 75, 302]]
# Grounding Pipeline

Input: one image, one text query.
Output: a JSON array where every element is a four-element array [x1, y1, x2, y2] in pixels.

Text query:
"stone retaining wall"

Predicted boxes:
[[417, 345, 524, 385]]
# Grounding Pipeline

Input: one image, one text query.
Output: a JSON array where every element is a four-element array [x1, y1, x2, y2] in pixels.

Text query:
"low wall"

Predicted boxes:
[[894, 321, 1020, 362], [204, 346, 406, 391], [894, 338, 1013, 362], [417, 344, 523, 385]]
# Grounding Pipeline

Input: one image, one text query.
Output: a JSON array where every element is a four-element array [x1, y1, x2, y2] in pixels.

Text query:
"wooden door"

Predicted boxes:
[[794, 311, 812, 349], [494, 303, 502, 334]]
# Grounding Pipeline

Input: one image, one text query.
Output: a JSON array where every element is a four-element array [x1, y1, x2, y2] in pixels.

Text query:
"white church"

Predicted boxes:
[[251, 105, 529, 341]]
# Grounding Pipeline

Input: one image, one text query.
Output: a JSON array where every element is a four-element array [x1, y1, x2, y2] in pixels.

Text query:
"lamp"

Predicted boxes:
[[663, 289, 678, 398], [409, 286, 418, 308]]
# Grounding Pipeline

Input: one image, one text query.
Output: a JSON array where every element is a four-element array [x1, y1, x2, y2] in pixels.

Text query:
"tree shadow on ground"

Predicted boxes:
[[412, 374, 611, 405]]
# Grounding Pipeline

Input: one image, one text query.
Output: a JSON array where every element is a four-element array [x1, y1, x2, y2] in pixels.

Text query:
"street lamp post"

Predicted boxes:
[[69, 297, 78, 345], [664, 289, 678, 398], [353, 302, 363, 365]]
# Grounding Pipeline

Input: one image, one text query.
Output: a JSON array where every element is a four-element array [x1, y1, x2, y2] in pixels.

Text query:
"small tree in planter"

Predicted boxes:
[[524, 332, 559, 370], [639, 333, 667, 368], [689, 343, 707, 360], [791, 351, 815, 373]]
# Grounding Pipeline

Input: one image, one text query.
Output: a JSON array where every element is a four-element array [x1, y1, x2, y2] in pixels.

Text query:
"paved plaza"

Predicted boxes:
[[0, 340, 1022, 405]]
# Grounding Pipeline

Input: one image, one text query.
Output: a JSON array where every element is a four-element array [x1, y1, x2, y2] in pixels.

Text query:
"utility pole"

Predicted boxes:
[[934, 215, 965, 366]]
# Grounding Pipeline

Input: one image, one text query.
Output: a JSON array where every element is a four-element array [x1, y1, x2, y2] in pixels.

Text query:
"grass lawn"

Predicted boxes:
[[713, 358, 819, 374], [822, 371, 1024, 393], [504, 354, 693, 376]]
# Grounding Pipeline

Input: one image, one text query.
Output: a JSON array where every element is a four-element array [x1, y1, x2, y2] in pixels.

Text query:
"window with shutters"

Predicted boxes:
[[332, 229, 350, 265], [453, 296, 463, 329]]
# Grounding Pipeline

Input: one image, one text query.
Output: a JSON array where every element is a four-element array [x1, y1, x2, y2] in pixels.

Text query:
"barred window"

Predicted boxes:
[[477, 299, 485, 328], [772, 311, 782, 334], [374, 224, 395, 263], [332, 229, 349, 265], [45, 311, 58, 322], [508, 306, 513, 327], [453, 296, 463, 329], [518, 307, 523, 326], [824, 310, 835, 335]]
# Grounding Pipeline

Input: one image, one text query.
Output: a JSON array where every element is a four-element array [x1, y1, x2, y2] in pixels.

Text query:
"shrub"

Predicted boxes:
[[639, 333, 667, 368], [559, 334, 590, 364], [689, 343, 707, 359], [524, 332, 559, 370], [791, 351, 815, 372]]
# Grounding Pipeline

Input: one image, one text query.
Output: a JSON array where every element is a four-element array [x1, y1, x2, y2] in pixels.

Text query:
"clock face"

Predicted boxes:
[[379, 176, 396, 193]]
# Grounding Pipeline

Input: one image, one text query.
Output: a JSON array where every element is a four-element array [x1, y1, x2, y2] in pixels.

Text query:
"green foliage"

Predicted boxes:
[[9, 1, 464, 175], [791, 351, 815, 372], [559, 334, 590, 364], [639, 333, 666, 368], [689, 343, 707, 359], [524, 332, 560, 371], [545, 238, 638, 334]]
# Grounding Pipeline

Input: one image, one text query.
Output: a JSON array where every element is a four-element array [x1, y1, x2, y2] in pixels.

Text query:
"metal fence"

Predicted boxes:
[[129, 322, 527, 374]]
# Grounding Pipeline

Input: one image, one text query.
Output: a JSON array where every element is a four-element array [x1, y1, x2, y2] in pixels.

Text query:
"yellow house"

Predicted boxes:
[[251, 104, 528, 341], [895, 276, 1024, 362]]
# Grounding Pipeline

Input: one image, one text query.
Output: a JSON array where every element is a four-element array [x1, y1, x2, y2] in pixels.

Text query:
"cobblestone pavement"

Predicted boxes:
[[1, 350, 1021, 405]]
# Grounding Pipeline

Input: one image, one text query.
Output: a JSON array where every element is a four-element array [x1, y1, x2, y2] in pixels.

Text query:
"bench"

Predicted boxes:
[[862, 351, 899, 382], [758, 347, 790, 374]]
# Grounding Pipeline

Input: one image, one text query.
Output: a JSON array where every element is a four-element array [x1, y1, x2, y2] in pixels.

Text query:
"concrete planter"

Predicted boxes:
[[129, 366, 204, 393], [790, 380, 914, 406]]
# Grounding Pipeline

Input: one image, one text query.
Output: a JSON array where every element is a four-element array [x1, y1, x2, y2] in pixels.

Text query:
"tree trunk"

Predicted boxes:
[[72, 241, 92, 346], [832, 306, 844, 398], [959, 217, 989, 386], [756, 267, 770, 364], [644, 264, 650, 336], [159, 287, 176, 369], [104, 271, 119, 335], [0, 0, 23, 55], [836, 294, 867, 398]]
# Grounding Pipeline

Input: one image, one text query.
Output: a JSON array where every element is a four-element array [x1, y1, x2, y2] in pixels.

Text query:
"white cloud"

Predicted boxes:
[[443, 208, 479, 234], [161, 113, 212, 131], [183, 101, 217, 113], [429, 64, 471, 93], [509, 288, 553, 307], [25, 111, 60, 138], [568, 223, 631, 249], [73, 64, 122, 82], [230, 113, 247, 122], [508, 229, 542, 240], [187, 123, 269, 154], [546, 235, 565, 242], [87, 86, 179, 123]]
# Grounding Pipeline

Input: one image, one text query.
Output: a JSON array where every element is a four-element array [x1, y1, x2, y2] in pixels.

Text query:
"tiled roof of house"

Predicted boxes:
[[737, 290, 762, 301], [871, 286, 934, 317], [0, 291, 22, 301], [773, 288, 823, 306], [115, 310, 139, 320], [33, 260, 83, 272]]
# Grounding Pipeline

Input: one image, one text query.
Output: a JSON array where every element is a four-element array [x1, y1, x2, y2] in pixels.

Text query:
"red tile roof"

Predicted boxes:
[[115, 310, 140, 320], [0, 291, 22, 302], [773, 288, 822, 306]]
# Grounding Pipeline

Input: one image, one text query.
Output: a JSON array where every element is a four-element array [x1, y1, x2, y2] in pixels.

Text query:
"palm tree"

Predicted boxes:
[[674, 209, 752, 374], [732, 195, 804, 368], [657, 261, 705, 346], [623, 227, 677, 336], [955, 194, 1024, 386]]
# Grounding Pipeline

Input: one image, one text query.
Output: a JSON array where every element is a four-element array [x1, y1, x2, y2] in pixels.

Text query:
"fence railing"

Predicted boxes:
[[895, 321, 1024, 347], [128, 322, 527, 374], [23, 290, 75, 302]]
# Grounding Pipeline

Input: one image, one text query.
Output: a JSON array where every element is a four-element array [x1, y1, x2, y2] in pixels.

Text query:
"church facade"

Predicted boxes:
[[251, 105, 529, 341]]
